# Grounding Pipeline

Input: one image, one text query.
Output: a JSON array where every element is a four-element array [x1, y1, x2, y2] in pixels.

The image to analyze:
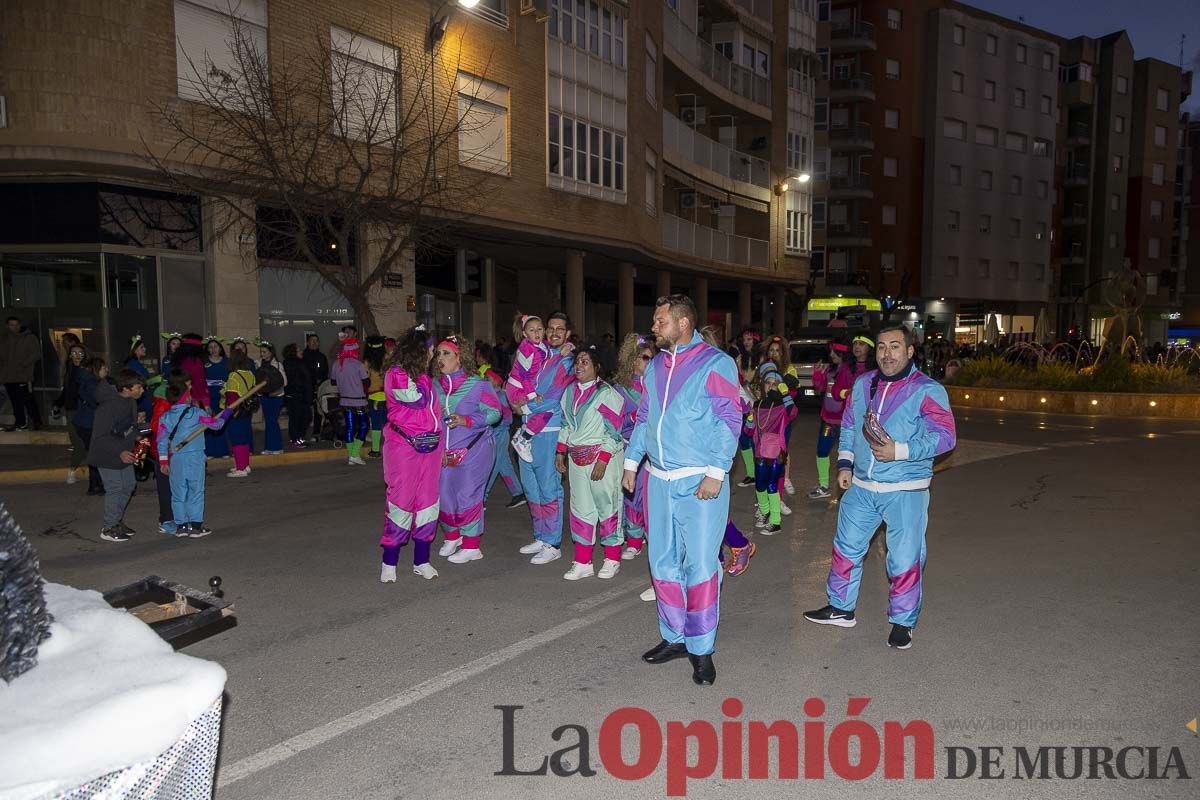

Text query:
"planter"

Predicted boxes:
[[945, 386, 1200, 419]]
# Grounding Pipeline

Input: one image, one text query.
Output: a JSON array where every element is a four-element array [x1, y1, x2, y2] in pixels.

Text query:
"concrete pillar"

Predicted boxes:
[[694, 276, 709, 325], [566, 250, 585, 338], [619, 261, 635, 338], [205, 198, 261, 342], [738, 282, 752, 332], [774, 285, 787, 336], [656, 268, 671, 299], [363, 224, 416, 337]]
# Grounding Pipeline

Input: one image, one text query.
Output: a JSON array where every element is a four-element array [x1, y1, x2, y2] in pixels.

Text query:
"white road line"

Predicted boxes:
[[217, 594, 636, 789], [568, 579, 646, 612]]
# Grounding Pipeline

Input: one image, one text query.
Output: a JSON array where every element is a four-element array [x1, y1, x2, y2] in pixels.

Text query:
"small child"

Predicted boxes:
[[505, 313, 550, 462], [90, 369, 147, 542], [749, 362, 798, 535], [157, 370, 232, 538]]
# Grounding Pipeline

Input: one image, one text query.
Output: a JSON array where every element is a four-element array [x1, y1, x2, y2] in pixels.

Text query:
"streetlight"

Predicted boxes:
[[794, 173, 811, 184], [429, 0, 479, 48]]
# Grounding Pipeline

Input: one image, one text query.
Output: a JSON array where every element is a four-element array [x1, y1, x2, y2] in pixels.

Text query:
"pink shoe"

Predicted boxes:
[[726, 542, 757, 577]]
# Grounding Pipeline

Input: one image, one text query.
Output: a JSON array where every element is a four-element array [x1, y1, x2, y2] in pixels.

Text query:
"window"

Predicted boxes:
[[887, 9, 902, 29], [1016, 43, 1027, 64], [979, 170, 993, 190], [979, 214, 991, 233], [1007, 261, 1019, 279], [1154, 125, 1167, 148], [985, 34, 997, 55], [953, 24, 965, 46], [1008, 217, 1021, 237], [882, 205, 897, 225], [330, 27, 401, 142], [1041, 51, 1053, 71], [886, 59, 901, 79], [883, 157, 898, 177], [978, 258, 991, 278], [464, 0, 508, 28], [1005, 132, 1026, 152], [950, 164, 962, 185], [1148, 237, 1161, 259], [951, 71, 964, 93], [1152, 163, 1165, 186], [818, 47, 829, 77], [785, 192, 805, 252], [1116, 75, 1128, 95], [174, 0, 269, 107], [1110, 193, 1120, 211], [1033, 263, 1046, 281], [1114, 116, 1125, 134], [817, 0, 830, 21], [644, 148, 657, 215], [811, 247, 825, 278], [944, 118, 966, 139], [1036, 180, 1048, 198], [975, 125, 997, 146], [1108, 232, 1118, 249], [1156, 88, 1169, 111], [1032, 138, 1050, 157], [946, 256, 960, 276], [947, 210, 960, 231], [881, 252, 896, 272], [1060, 62, 1092, 83], [1040, 94, 1052, 114], [1009, 175, 1022, 195], [548, 113, 560, 174], [983, 80, 996, 101], [812, 199, 826, 228], [1151, 199, 1164, 222], [1013, 88, 1026, 108], [786, 132, 802, 171], [884, 108, 899, 129], [645, 35, 657, 106], [456, 72, 510, 174], [1035, 222, 1046, 240], [815, 98, 828, 130]]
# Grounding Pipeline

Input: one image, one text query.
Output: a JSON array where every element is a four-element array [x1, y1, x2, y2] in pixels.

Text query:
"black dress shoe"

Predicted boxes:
[[689, 654, 716, 685], [641, 640, 688, 664]]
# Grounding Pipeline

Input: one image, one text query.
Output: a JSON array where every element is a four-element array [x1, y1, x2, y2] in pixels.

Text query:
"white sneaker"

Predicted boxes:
[[754, 509, 767, 528], [263, 449, 284, 455], [448, 547, 482, 564], [227, 468, 250, 478], [530, 543, 561, 565], [380, 564, 397, 583], [620, 545, 642, 561], [438, 538, 462, 558], [597, 558, 621, 579], [511, 432, 534, 463], [348, 456, 367, 466], [518, 539, 544, 555], [639, 586, 657, 602], [66, 469, 78, 485], [413, 563, 439, 580], [780, 500, 792, 516], [784, 478, 796, 495], [563, 562, 594, 581]]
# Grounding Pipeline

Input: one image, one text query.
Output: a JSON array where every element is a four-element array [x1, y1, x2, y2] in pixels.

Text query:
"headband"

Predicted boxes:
[[129, 334, 144, 348], [439, 337, 460, 354], [203, 335, 222, 345], [182, 336, 204, 346], [255, 338, 273, 349], [852, 335, 875, 348], [831, 342, 850, 353], [520, 314, 542, 327], [161, 331, 182, 341], [415, 324, 426, 332]]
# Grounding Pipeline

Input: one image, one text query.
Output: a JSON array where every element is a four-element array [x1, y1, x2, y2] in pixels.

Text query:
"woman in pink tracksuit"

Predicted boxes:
[[808, 335, 874, 499], [380, 326, 443, 583]]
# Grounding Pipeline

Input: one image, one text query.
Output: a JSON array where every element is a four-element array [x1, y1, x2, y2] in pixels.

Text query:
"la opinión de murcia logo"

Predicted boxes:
[[495, 701, 1193, 796]]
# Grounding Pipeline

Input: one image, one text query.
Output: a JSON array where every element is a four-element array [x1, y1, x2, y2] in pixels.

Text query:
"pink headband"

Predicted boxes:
[[521, 314, 541, 327], [440, 338, 461, 354], [831, 343, 849, 353], [183, 336, 204, 346]]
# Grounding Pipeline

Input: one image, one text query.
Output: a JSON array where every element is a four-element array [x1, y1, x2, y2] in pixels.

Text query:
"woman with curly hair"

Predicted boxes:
[[612, 332, 655, 560], [379, 326, 443, 582]]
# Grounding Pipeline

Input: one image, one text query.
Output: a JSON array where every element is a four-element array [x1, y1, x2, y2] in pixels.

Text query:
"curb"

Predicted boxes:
[[945, 386, 1200, 419], [0, 447, 352, 486]]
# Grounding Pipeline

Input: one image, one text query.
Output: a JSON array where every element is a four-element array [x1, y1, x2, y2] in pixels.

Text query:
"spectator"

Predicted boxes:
[[203, 337, 230, 458], [302, 333, 329, 438], [54, 344, 89, 485], [1, 316, 44, 431], [256, 341, 287, 454], [89, 368, 147, 542], [282, 343, 313, 449]]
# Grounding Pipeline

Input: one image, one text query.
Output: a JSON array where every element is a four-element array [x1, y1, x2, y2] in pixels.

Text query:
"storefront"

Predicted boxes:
[[806, 295, 882, 326]]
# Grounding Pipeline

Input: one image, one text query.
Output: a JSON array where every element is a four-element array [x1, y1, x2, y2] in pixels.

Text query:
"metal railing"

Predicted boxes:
[[663, 6, 772, 111], [827, 222, 871, 240], [731, 0, 772, 21], [1067, 122, 1091, 140], [662, 110, 771, 189], [830, 20, 876, 45], [828, 73, 875, 94], [829, 123, 873, 144], [1065, 162, 1089, 182], [663, 213, 770, 269], [828, 174, 873, 192]]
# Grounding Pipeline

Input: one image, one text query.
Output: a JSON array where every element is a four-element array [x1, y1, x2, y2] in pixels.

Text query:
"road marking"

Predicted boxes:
[[217, 594, 636, 789], [568, 579, 647, 612], [943, 438, 1043, 469]]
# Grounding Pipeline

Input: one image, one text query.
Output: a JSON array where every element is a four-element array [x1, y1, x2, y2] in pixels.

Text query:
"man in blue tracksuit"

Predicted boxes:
[[624, 295, 742, 686], [804, 325, 956, 650]]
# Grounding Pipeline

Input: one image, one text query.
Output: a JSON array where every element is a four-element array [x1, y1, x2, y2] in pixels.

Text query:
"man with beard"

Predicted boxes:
[[624, 295, 741, 686], [803, 325, 956, 650]]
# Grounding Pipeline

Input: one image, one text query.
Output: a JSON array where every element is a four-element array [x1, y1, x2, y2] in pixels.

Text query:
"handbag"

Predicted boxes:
[[391, 423, 441, 454], [443, 429, 487, 467], [567, 444, 603, 467]]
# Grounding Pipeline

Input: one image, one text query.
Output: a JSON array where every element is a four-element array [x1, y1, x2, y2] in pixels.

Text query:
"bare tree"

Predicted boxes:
[[146, 10, 501, 334]]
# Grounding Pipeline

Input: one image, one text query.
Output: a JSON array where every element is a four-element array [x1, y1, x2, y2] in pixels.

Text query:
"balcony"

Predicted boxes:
[[826, 222, 872, 247], [663, 7, 773, 118], [662, 109, 772, 199], [730, 0, 772, 23], [829, 123, 874, 152], [1062, 202, 1087, 227], [1066, 122, 1091, 148], [1062, 242, 1085, 265], [827, 173, 873, 199], [1064, 162, 1090, 187], [829, 20, 876, 52], [663, 213, 770, 270], [828, 73, 875, 102]]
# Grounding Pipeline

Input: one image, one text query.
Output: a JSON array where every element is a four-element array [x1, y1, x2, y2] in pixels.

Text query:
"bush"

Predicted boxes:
[[950, 356, 1200, 394]]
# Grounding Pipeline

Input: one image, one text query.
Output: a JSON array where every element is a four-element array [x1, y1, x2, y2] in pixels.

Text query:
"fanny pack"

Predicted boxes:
[[390, 422, 441, 454], [568, 444, 603, 467], [444, 429, 487, 467]]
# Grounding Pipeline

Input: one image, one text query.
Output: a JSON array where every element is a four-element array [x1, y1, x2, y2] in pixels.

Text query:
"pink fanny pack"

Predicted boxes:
[[568, 444, 603, 467]]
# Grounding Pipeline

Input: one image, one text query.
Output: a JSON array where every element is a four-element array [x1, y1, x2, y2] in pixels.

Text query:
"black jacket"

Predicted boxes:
[[301, 348, 329, 388], [283, 355, 313, 399], [86, 381, 140, 470]]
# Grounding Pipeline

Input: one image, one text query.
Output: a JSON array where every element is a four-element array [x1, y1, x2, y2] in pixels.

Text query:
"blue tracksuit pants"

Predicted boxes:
[[169, 451, 207, 525], [646, 471, 729, 656], [519, 429, 564, 546], [487, 424, 522, 498], [826, 485, 929, 627]]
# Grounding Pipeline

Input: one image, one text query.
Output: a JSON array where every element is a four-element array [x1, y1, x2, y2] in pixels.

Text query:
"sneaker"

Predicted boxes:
[[511, 432, 534, 463], [737, 476, 755, 488], [888, 624, 913, 650], [780, 500, 792, 516], [227, 468, 250, 478], [347, 456, 367, 466], [760, 523, 782, 536], [158, 522, 178, 535], [291, 439, 308, 449], [620, 544, 642, 561], [367, 449, 382, 459], [639, 586, 657, 602], [66, 469, 78, 485], [262, 449, 284, 455], [413, 563, 439, 580], [186, 524, 213, 538], [563, 562, 594, 581], [518, 539, 544, 555], [754, 509, 767, 528], [530, 543, 561, 565], [597, 558, 621, 579], [506, 494, 528, 509], [784, 478, 796, 495], [381, 564, 398, 583], [803, 605, 857, 627], [726, 542, 757, 576], [117, 521, 136, 536], [100, 527, 131, 542], [14, 424, 30, 432], [447, 547, 483, 564], [438, 538, 462, 558], [807, 485, 831, 499]]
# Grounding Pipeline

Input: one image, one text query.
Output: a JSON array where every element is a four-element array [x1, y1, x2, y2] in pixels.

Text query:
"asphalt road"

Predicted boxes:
[[6, 408, 1199, 799]]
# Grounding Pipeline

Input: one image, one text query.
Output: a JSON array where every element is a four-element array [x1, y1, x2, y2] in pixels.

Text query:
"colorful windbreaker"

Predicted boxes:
[[522, 348, 576, 429], [384, 368, 442, 439]]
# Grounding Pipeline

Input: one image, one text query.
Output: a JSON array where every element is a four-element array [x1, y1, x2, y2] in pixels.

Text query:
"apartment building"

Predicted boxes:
[[1178, 115, 1200, 343], [0, 0, 813, 414]]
